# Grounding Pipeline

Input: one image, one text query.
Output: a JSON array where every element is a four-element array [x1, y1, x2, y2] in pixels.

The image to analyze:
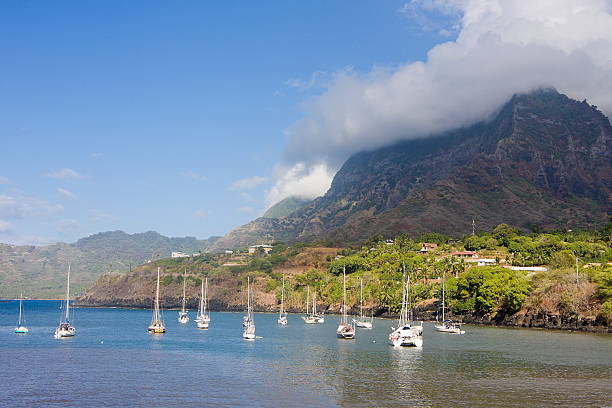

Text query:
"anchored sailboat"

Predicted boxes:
[[278, 275, 287, 325], [336, 266, 355, 339], [389, 264, 423, 347], [302, 286, 317, 324], [353, 279, 373, 329], [178, 269, 189, 324], [197, 278, 210, 329], [313, 291, 324, 323], [434, 270, 465, 334], [14, 293, 28, 334], [54, 264, 75, 338], [147, 267, 166, 334], [243, 277, 255, 339]]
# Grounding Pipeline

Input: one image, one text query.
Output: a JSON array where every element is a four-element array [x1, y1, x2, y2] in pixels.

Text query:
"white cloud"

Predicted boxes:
[[229, 176, 268, 191], [0, 220, 12, 233], [180, 171, 208, 182], [57, 187, 77, 199], [265, 162, 334, 205], [90, 209, 116, 222], [239, 192, 255, 202], [0, 176, 9, 184], [0, 194, 63, 220], [194, 209, 210, 219], [275, 0, 612, 201], [237, 206, 255, 214], [44, 168, 87, 180]]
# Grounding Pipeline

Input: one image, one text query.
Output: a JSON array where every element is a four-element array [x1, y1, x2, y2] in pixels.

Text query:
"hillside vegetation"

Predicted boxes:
[[79, 221, 612, 331], [0, 231, 219, 298]]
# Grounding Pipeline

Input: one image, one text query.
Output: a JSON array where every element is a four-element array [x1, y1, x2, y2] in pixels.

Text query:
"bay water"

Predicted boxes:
[[1, 300, 611, 407]]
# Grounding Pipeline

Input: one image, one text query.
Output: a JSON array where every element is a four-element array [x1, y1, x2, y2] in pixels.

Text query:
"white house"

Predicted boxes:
[[171, 251, 189, 258], [248, 245, 273, 255]]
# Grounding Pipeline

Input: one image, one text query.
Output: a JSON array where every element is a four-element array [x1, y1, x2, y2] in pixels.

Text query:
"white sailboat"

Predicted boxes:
[[14, 293, 28, 334], [353, 279, 373, 329], [178, 269, 189, 324], [197, 278, 210, 329], [278, 275, 287, 325], [313, 291, 324, 323], [336, 266, 356, 339], [389, 265, 423, 347], [434, 270, 465, 334], [302, 286, 317, 324], [148, 267, 166, 334], [243, 277, 255, 339], [54, 264, 75, 338]]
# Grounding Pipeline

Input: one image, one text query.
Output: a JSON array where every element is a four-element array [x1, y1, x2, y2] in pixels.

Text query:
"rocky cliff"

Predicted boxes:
[[211, 89, 612, 249]]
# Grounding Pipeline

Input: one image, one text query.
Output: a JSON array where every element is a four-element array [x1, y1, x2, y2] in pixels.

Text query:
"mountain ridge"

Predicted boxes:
[[0, 230, 220, 298], [210, 89, 612, 250]]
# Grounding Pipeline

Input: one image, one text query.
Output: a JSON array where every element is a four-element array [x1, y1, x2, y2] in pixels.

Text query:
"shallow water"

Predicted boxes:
[[1, 300, 611, 407]]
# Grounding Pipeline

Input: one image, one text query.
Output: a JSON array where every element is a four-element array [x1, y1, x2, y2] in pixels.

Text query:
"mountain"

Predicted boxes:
[[263, 196, 312, 218], [210, 89, 612, 249], [0, 231, 220, 298]]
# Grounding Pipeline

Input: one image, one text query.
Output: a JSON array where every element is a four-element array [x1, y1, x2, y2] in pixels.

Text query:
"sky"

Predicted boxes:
[[1, 1, 612, 246]]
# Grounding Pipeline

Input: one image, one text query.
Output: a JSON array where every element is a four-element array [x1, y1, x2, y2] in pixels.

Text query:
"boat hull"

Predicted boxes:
[[389, 326, 423, 347], [54, 327, 75, 339], [14, 326, 29, 334], [354, 319, 373, 329], [336, 324, 355, 339], [197, 321, 209, 329], [278, 316, 287, 325], [178, 312, 189, 324], [243, 324, 255, 339]]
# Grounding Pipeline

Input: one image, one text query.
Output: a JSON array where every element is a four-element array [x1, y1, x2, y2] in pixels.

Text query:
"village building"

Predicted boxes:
[[420, 243, 438, 252], [248, 244, 273, 255]]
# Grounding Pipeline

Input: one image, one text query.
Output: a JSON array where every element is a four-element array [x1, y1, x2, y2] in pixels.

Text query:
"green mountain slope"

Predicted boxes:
[[263, 196, 312, 218], [0, 231, 219, 298]]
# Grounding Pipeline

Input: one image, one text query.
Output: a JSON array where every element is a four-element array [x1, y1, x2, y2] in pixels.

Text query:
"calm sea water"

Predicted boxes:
[[1, 300, 611, 407]]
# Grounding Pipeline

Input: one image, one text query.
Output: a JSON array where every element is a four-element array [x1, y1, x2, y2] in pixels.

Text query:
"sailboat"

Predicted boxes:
[[336, 266, 356, 339], [313, 291, 324, 323], [197, 278, 210, 329], [243, 276, 255, 339], [14, 293, 28, 334], [302, 286, 315, 323], [434, 270, 465, 334], [147, 267, 166, 334], [278, 275, 287, 325], [178, 269, 189, 324], [54, 264, 75, 338], [353, 279, 373, 329], [389, 265, 423, 347]]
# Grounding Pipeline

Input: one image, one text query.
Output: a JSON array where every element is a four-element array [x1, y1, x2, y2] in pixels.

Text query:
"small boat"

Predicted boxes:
[[353, 279, 373, 329], [178, 269, 189, 324], [196, 278, 210, 329], [278, 275, 287, 325], [243, 277, 255, 340], [148, 267, 166, 334], [434, 271, 465, 334], [302, 286, 317, 324], [312, 291, 324, 323], [389, 264, 423, 347], [54, 264, 76, 338], [14, 293, 28, 334], [336, 266, 355, 339]]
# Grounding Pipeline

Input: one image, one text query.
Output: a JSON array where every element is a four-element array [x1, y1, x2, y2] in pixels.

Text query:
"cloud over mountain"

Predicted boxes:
[[269, 0, 612, 205]]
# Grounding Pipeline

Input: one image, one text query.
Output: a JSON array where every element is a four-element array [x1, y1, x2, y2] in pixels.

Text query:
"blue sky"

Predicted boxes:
[[0, 1, 450, 244], [3, 1, 611, 246]]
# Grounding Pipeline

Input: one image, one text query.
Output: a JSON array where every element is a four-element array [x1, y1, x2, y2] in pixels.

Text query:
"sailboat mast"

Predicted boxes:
[[442, 270, 445, 322], [204, 277, 208, 316], [342, 266, 346, 325], [313, 292, 316, 315], [66, 263, 71, 321], [360, 279, 364, 319], [306, 286, 310, 315], [280, 276, 284, 316], [18, 292, 23, 325], [200, 280, 204, 318], [182, 269, 187, 313], [154, 267, 161, 321]]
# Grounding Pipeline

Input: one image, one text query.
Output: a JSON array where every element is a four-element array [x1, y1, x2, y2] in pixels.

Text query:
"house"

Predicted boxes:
[[476, 258, 496, 266], [171, 251, 189, 258], [385, 239, 394, 246], [420, 243, 438, 252], [248, 244, 273, 255], [225, 250, 234, 254], [453, 251, 478, 259]]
